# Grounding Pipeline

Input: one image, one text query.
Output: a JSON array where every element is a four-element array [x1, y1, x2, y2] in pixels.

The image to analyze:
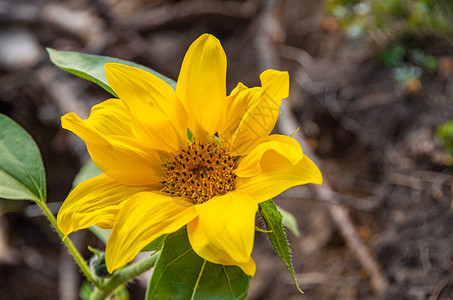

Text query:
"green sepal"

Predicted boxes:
[[88, 247, 110, 278], [47, 48, 177, 97], [145, 227, 250, 300], [0, 114, 46, 203], [88, 245, 102, 257], [258, 199, 303, 293], [187, 128, 195, 142]]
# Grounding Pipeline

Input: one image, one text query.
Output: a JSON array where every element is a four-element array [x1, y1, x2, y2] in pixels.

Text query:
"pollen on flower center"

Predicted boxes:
[[161, 139, 237, 204]]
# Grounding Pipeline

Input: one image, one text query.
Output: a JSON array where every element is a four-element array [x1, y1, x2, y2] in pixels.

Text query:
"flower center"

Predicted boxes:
[[161, 139, 237, 204]]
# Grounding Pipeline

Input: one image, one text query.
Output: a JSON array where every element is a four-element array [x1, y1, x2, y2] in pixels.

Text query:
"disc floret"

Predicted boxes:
[[162, 139, 237, 204]]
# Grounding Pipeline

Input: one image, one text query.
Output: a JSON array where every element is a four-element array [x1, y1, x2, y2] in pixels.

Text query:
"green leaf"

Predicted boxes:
[[259, 199, 302, 293], [88, 226, 111, 245], [277, 205, 300, 237], [0, 114, 46, 202], [47, 48, 177, 97], [437, 120, 453, 155], [73, 159, 102, 187], [80, 281, 94, 300], [145, 227, 250, 300], [141, 234, 167, 252]]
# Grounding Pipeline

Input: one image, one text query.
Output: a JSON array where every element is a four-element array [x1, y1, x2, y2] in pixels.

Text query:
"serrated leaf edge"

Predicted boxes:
[[259, 200, 303, 294]]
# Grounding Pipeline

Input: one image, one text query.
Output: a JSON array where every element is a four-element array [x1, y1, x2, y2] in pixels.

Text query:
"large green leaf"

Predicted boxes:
[[145, 227, 250, 300], [0, 114, 46, 203], [141, 234, 167, 252], [47, 48, 177, 97], [259, 199, 302, 293]]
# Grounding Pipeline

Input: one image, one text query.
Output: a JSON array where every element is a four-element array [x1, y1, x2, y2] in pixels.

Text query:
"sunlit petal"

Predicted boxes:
[[235, 134, 302, 177], [187, 192, 257, 276], [105, 192, 197, 273], [235, 154, 322, 203], [57, 174, 153, 237], [85, 98, 133, 137], [219, 83, 260, 141], [62, 113, 162, 186], [105, 63, 188, 153], [176, 34, 227, 139], [228, 70, 289, 155]]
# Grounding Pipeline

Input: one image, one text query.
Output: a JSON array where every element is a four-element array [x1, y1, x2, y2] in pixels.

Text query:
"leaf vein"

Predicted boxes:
[[190, 260, 206, 300]]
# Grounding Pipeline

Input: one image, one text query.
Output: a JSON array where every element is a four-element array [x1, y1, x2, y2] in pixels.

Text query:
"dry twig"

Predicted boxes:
[[428, 277, 449, 300]]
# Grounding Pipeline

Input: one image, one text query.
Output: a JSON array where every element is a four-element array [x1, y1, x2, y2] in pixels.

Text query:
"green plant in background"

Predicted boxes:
[[327, 0, 453, 42], [437, 121, 453, 161], [326, 0, 451, 92]]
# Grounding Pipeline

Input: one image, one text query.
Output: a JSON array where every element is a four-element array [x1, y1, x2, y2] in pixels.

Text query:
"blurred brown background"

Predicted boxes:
[[1, 0, 453, 299]]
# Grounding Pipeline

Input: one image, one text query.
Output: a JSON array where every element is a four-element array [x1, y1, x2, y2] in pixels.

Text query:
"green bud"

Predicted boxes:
[[88, 246, 111, 278]]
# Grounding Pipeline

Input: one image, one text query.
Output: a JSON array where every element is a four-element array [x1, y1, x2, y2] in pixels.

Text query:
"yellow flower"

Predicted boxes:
[[57, 34, 322, 276]]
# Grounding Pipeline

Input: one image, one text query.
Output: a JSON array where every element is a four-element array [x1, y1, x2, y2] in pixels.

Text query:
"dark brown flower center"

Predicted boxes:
[[161, 139, 237, 204]]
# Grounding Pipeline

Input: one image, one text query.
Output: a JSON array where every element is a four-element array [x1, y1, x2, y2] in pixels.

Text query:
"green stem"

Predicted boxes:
[[37, 202, 101, 288], [90, 253, 159, 300]]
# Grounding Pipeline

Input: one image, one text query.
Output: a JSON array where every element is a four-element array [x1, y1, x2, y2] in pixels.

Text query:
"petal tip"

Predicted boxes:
[[260, 69, 290, 99], [198, 33, 219, 43], [104, 62, 122, 72], [239, 257, 256, 277], [315, 172, 323, 185], [61, 112, 80, 129]]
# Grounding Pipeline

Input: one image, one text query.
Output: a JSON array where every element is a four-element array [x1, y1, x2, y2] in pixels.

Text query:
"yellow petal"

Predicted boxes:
[[105, 192, 197, 273], [57, 174, 152, 237], [237, 257, 256, 277], [234, 154, 322, 203], [176, 34, 227, 139], [235, 134, 303, 177], [228, 70, 289, 155], [187, 192, 257, 276], [219, 83, 261, 141], [105, 63, 188, 153], [62, 113, 162, 186], [86, 98, 133, 137]]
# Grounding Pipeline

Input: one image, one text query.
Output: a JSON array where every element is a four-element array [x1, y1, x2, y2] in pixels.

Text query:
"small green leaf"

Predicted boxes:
[[277, 205, 300, 237], [0, 114, 46, 203], [80, 281, 94, 300], [145, 227, 250, 300], [437, 120, 453, 155], [47, 48, 177, 97], [259, 199, 302, 293], [88, 226, 111, 245]]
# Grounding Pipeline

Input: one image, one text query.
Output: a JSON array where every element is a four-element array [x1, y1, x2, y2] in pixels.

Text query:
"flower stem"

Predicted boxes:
[[89, 253, 159, 300], [37, 202, 101, 288]]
